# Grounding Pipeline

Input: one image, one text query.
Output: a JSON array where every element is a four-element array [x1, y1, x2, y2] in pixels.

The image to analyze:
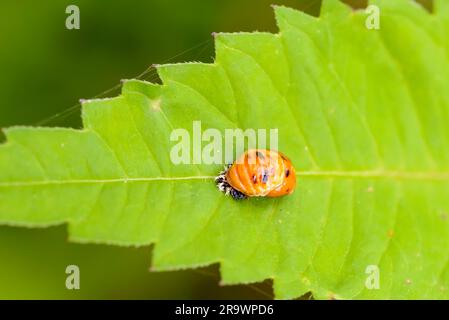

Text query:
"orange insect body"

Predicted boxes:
[[215, 149, 296, 200]]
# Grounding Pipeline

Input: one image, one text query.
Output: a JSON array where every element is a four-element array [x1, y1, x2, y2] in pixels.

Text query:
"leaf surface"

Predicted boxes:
[[1, 0, 449, 299]]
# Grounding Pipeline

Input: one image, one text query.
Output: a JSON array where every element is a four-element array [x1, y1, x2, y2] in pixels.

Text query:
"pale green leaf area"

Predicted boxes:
[[1, 0, 449, 299]]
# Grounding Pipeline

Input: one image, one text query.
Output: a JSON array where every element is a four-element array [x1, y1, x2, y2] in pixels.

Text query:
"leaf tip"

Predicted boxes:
[[320, 0, 352, 16], [273, 4, 317, 31]]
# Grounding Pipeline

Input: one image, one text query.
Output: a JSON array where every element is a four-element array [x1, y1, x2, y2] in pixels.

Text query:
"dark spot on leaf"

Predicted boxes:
[[285, 169, 290, 177]]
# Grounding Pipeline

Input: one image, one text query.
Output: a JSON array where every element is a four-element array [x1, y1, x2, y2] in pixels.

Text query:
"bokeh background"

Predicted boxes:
[[0, 0, 431, 299]]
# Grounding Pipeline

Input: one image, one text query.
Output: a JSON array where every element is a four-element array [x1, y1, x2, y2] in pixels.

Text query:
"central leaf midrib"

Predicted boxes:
[[2, 170, 449, 187]]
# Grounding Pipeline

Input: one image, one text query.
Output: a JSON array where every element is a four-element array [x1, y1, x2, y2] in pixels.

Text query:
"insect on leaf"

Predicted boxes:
[[1, 0, 449, 299]]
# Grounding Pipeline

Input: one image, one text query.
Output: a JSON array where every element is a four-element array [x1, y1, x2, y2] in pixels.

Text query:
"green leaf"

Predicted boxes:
[[1, 0, 449, 299]]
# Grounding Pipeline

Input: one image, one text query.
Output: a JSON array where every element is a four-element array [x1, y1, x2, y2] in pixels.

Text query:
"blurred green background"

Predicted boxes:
[[0, 0, 431, 299]]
